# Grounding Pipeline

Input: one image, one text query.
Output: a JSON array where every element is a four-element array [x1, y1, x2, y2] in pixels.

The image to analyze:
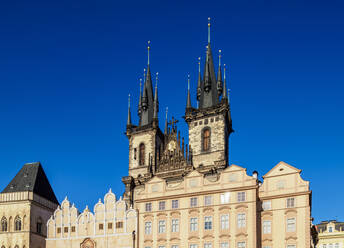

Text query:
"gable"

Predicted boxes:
[[263, 161, 301, 179]]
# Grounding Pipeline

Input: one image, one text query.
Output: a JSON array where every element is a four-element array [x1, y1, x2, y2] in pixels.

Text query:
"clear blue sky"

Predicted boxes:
[[0, 0, 343, 223]]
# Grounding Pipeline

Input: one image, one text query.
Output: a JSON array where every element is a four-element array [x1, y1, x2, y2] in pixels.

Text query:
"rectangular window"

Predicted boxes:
[[287, 198, 295, 208], [145, 202, 152, 212], [71, 226, 75, 232], [37, 222, 42, 234], [263, 246, 271, 248], [262, 201, 271, 210], [237, 213, 246, 228], [286, 245, 296, 248], [190, 245, 198, 248], [190, 197, 198, 207], [99, 224, 104, 230], [158, 220, 166, 233], [221, 214, 229, 230], [335, 243, 339, 248], [263, 220, 271, 234], [108, 222, 113, 229], [204, 195, 212, 206], [145, 221, 152, 235], [204, 216, 212, 230], [221, 242, 229, 248], [322, 245, 326, 248], [221, 192, 230, 204], [116, 221, 123, 229], [204, 243, 212, 248], [64, 227, 68, 233], [172, 200, 179, 209], [172, 219, 179, 232], [190, 217, 198, 232], [158, 246, 166, 248], [159, 201, 166, 211], [57, 227, 61, 233], [237, 192, 246, 202], [237, 242, 246, 248], [172, 246, 179, 248], [287, 218, 296, 232]]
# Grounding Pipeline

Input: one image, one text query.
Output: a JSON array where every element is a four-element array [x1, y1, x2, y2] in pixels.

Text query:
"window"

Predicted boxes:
[[36, 219, 42, 234], [221, 242, 229, 248], [262, 201, 271, 210], [172, 200, 179, 209], [204, 216, 212, 230], [145, 221, 152, 235], [172, 219, 179, 232], [159, 201, 166, 211], [1, 217, 7, 232], [139, 143, 145, 165], [237, 242, 246, 248], [287, 218, 296, 232], [237, 213, 246, 228], [116, 221, 123, 229], [99, 223, 104, 230], [204, 195, 212, 206], [158, 220, 166, 233], [57, 227, 61, 233], [190, 245, 198, 248], [263, 246, 271, 248], [64, 227, 68, 233], [145, 203, 152, 212], [158, 246, 165, 248], [108, 222, 113, 229], [335, 243, 339, 248], [204, 243, 212, 248], [263, 220, 271, 234], [286, 245, 296, 248], [172, 246, 179, 248], [322, 245, 326, 248], [329, 245, 333, 248], [237, 192, 246, 202], [329, 226, 333, 232], [202, 128, 211, 151], [286, 198, 295, 208], [190, 217, 198, 231], [220, 214, 229, 230], [220, 192, 230, 204], [190, 197, 198, 207], [71, 226, 76, 232], [15, 216, 21, 231]]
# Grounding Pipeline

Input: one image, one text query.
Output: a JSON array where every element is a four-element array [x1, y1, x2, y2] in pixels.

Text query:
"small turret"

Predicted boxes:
[[217, 50, 223, 96], [186, 75, 192, 109], [127, 94, 132, 126]]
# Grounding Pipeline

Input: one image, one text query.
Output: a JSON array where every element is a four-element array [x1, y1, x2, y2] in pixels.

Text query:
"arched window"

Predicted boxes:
[[1, 217, 7, 232], [15, 216, 21, 231], [202, 128, 211, 151], [139, 143, 145, 166], [14, 245, 19, 248]]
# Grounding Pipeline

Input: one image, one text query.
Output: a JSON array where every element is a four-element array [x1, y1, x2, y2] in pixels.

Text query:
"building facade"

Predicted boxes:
[[46, 189, 137, 248], [0, 162, 59, 248], [122, 20, 314, 248], [316, 221, 344, 248]]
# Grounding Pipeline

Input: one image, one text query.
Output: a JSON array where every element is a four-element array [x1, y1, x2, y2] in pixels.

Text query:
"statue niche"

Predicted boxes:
[[80, 238, 95, 248]]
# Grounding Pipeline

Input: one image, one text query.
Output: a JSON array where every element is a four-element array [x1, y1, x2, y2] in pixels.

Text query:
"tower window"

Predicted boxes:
[[139, 143, 145, 165], [36, 218, 42, 234], [202, 128, 211, 151], [1, 217, 7, 232], [14, 216, 21, 231]]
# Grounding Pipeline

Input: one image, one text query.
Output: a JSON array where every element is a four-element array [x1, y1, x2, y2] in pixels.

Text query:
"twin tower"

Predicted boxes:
[[123, 20, 233, 206]]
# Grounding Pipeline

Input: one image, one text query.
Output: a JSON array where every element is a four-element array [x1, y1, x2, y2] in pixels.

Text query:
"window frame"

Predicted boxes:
[[202, 127, 211, 152]]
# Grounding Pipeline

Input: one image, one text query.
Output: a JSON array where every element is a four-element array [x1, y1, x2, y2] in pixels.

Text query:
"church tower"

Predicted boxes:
[[123, 42, 164, 205], [184, 18, 233, 173]]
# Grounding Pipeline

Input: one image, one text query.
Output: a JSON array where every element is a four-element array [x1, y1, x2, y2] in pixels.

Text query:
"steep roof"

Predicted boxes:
[[2, 162, 59, 205]]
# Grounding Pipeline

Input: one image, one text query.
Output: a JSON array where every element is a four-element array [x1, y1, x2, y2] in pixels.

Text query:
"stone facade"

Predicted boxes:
[[46, 189, 137, 248], [316, 220, 344, 248]]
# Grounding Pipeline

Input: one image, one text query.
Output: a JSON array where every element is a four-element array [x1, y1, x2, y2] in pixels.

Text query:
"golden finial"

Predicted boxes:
[[188, 74, 190, 90], [208, 17, 211, 43], [155, 72, 159, 88], [198, 57, 201, 72], [128, 93, 131, 108], [219, 50, 222, 66]]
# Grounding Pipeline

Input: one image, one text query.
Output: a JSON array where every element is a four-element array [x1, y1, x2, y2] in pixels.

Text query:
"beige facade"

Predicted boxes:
[[316, 221, 344, 248], [46, 189, 137, 248]]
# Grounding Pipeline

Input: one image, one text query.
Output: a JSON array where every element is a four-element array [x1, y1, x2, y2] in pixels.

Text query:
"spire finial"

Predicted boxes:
[[224, 64, 226, 81], [155, 72, 159, 89], [147, 41, 151, 65], [208, 17, 211, 43], [219, 50, 222, 66], [127, 93, 132, 126], [198, 57, 201, 73], [186, 74, 192, 109], [164, 107, 168, 134], [165, 107, 168, 120], [143, 68, 146, 82], [223, 64, 227, 99], [128, 93, 131, 108], [188, 74, 190, 90]]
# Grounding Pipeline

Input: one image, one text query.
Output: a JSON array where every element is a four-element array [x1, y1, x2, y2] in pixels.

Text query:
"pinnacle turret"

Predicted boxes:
[[186, 75, 192, 109]]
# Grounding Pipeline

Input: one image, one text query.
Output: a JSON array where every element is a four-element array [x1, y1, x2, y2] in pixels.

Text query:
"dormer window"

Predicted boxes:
[[329, 226, 333, 232], [139, 143, 145, 166], [202, 128, 211, 151]]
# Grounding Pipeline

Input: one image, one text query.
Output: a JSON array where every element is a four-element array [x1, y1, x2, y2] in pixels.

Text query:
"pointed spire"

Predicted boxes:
[[164, 107, 168, 134], [186, 74, 192, 109], [127, 94, 132, 126], [208, 17, 211, 44], [138, 78, 142, 117], [217, 49, 223, 96], [204, 45, 211, 92], [147, 41, 150, 65], [153, 72, 159, 119], [223, 64, 227, 99], [197, 57, 202, 102]]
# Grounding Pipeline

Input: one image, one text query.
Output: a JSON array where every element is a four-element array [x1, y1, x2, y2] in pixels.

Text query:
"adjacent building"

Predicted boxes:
[[316, 221, 344, 248], [0, 162, 59, 248]]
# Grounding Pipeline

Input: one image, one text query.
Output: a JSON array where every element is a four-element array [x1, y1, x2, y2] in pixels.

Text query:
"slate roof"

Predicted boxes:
[[317, 220, 344, 232], [2, 162, 59, 205]]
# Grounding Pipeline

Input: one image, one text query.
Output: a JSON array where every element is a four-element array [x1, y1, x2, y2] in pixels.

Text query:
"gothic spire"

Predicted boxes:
[[127, 94, 132, 126], [197, 57, 202, 103], [186, 74, 192, 109], [138, 78, 142, 118], [164, 107, 168, 134], [223, 64, 227, 99], [153, 72, 159, 119], [217, 50, 223, 96]]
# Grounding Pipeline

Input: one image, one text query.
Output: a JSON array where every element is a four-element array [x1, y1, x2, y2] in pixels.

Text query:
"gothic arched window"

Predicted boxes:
[[15, 216, 21, 231], [1, 217, 7, 232], [139, 143, 145, 166], [202, 128, 211, 151], [36, 217, 42, 234]]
